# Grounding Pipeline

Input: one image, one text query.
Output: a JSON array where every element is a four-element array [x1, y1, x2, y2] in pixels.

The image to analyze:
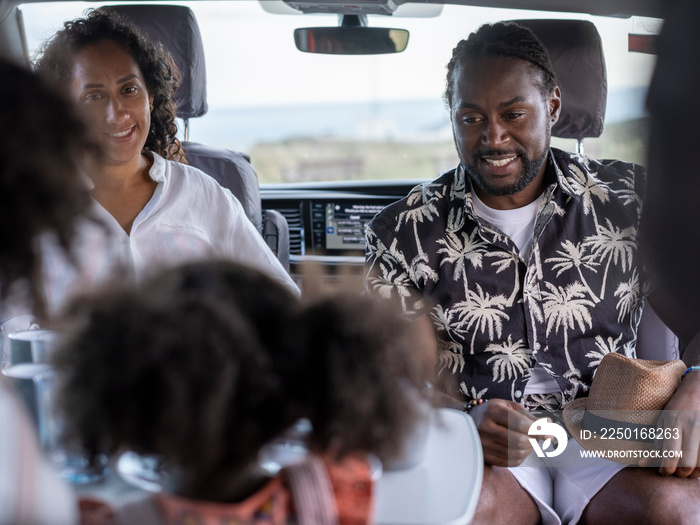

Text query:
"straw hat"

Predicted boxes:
[[562, 352, 686, 464]]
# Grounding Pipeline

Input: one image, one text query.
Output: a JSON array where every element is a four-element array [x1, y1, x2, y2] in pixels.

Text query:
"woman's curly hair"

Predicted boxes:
[[35, 8, 185, 162], [0, 58, 95, 315], [444, 22, 557, 109]]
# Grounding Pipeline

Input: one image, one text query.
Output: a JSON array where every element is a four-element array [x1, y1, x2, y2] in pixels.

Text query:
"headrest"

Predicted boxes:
[[106, 4, 208, 120], [512, 19, 607, 140]]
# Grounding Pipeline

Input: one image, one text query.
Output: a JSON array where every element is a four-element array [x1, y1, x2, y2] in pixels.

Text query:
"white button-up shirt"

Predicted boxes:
[[42, 152, 298, 314]]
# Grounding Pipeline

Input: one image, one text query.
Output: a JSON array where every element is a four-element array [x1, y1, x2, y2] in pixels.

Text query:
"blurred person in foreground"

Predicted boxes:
[[643, 0, 700, 352], [580, 2, 700, 519], [34, 8, 297, 316], [0, 57, 98, 525], [57, 261, 429, 525]]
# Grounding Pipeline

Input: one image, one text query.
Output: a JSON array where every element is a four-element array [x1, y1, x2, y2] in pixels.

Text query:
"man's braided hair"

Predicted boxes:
[[444, 22, 557, 109]]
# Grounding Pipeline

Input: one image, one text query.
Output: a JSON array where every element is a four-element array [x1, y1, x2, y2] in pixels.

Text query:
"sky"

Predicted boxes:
[[22, 0, 658, 109]]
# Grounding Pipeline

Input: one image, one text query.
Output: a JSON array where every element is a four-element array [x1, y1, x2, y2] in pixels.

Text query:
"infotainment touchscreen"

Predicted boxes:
[[322, 202, 387, 251]]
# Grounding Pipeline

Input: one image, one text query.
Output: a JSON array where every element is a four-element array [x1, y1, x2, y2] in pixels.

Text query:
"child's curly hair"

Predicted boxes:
[[35, 8, 185, 162], [139, 261, 308, 418], [302, 294, 430, 463], [54, 263, 302, 500], [55, 261, 430, 499]]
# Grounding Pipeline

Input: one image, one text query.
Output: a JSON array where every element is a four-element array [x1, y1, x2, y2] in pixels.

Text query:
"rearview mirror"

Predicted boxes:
[[294, 27, 409, 55]]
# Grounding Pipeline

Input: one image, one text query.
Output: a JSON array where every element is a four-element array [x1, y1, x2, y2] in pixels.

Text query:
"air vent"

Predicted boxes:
[[274, 205, 305, 255]]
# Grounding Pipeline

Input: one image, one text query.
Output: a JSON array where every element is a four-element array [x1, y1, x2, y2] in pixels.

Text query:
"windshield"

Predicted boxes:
[[21, 1, 657, 184]]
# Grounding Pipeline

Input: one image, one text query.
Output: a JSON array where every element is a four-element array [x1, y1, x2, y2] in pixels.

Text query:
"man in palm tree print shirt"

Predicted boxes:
[[365, 21, 700, 525], [366, 23, 643, 414], [368, 143, 643, 410]]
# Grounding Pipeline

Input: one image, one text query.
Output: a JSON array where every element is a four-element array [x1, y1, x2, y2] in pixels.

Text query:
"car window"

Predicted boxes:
[[21, 1, 657, 184]]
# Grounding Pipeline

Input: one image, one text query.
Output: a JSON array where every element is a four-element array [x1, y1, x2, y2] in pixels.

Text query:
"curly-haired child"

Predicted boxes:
[[55, 262, 430, 524]]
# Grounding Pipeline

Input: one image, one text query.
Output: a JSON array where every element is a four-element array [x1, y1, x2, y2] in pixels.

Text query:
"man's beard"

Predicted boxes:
[[463, 147, 548, 197]]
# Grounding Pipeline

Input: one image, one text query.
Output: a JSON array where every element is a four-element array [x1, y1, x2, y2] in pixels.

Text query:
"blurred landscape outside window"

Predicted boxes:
[[22, 1, 657, 184]]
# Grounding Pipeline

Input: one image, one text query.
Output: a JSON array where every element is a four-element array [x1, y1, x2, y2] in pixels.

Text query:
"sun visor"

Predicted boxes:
[[512, 19, 607, 140], [106, 4, 208, 120]]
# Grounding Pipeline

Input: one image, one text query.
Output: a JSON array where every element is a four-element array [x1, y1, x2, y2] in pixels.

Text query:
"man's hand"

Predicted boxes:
[[469, 398, 535, 467], [639, 372, 700, 477]]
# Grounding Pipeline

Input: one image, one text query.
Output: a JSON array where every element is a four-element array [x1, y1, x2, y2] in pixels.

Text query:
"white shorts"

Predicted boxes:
[[508, 440, 627, 525]]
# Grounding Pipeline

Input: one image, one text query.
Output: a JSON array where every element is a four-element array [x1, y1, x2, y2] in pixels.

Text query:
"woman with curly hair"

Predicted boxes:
[[56, 261, 431, 524], [35, 9, 297, 314]]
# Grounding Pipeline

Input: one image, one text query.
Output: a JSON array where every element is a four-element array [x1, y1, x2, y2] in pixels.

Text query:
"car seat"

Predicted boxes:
[[105, 4, 290, 271], [511, 19, 678, 360], [512, 19, 607, 155]]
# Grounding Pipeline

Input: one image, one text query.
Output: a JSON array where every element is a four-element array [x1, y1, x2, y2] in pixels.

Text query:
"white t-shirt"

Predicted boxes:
[[470, 191, 543, 262], [41, 152, 299, 314], [471, 191, 560, 395]]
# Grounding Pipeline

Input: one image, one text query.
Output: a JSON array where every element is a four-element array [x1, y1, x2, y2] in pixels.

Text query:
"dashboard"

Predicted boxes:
[[260, 179, 426, 290]]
